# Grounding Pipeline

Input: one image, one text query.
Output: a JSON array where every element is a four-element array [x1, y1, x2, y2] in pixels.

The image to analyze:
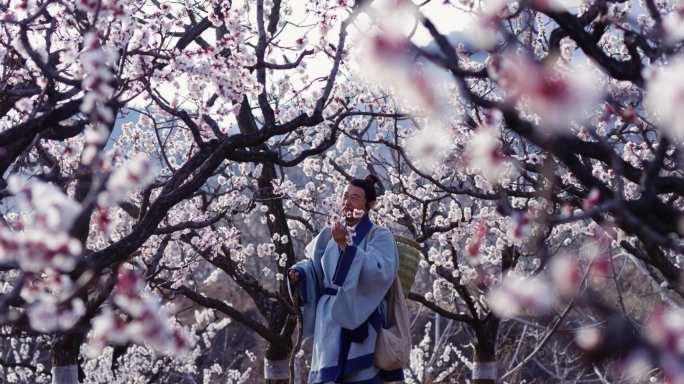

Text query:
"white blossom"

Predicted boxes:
[[488, 51, 603, 131], [645, 58, 684, 141], [487, 272, 556, 318]]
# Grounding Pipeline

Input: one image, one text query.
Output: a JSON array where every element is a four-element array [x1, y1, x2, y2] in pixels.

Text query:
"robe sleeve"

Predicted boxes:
[[329, 227, 398, 330], [287, 259, 318, 338], [286, 229, 329, 338]]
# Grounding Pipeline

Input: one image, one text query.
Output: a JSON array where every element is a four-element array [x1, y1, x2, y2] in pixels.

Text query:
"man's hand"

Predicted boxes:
[[332, 221, 348, 250], [288, 269, 301, 284]]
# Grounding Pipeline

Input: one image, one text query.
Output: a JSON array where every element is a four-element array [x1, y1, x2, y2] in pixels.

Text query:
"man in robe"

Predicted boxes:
[[288, 175, 404, 383]]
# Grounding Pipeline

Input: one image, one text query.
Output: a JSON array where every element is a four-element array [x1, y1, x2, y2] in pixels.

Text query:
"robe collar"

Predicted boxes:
[[350, 213, 373, 247]]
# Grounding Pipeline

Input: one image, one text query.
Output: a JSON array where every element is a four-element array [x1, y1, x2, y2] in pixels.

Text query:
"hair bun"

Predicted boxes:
[[364, 174, 379, 185]]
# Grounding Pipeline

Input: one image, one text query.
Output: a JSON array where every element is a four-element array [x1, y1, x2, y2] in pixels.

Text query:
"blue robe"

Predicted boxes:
[[289, 215, 405, 383]]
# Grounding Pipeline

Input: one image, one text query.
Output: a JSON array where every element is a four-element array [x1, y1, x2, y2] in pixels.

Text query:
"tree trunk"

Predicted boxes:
[[472, 349, 497, 384], [472, 315, 499, 384], [52, 158, 98, 384], [52, 333, 84, 384], [265, 341, 291, 383], [236, 97, 298, 382]]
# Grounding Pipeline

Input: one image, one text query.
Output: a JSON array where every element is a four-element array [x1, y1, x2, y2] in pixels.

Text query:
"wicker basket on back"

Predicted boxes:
[[393, 235, 421, 294]]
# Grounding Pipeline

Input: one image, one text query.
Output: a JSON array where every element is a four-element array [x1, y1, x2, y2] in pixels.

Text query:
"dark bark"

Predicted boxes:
[[235, 96, 296, 382], [51, 332, 86, 383], [472, 315, 500, 384]]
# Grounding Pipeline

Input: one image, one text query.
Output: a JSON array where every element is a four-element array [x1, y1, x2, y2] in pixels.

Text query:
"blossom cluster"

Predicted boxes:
[[98, 152, 159, 209], [2, 177, 82, 272], [80, 32, 119, 164], [87, 265, 193, 357]]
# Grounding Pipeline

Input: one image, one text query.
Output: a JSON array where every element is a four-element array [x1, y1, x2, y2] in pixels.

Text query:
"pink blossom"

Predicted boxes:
[[356, 32, 448, 118], [22, 273, 85, 332], [8, 177, 81, 233], [87, 265, 193, 357], [487, 272, 556, 318], [98, 153, 158, 207], [511, 211, 530, 239], [405, 123, 455, 172], [488, 51, 603, 131], [466, 124, 508, 183], [80, 32, 116, 116], [645, 306, 684, 355], [549, 253, 582, 296], [664, 9, 684, 43], [583, 188, 601, 210], [582, 228, 616, 284], [645, 58, 684, 141], [2, 178, 82, 272], [465, 221, 488, 258], [365, 0, 419, 37], [575, 326, 602, 350], [534, 0, 582, 12]]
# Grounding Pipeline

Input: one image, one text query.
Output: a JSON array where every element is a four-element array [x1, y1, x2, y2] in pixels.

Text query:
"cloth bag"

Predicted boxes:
[[374, 275, 411, 371]]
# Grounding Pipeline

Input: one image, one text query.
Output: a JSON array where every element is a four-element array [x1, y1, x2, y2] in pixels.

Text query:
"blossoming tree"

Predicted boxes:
[[345, 0, 684, 383], [3, 0, 684, 383], [0, 0, 377, 382]]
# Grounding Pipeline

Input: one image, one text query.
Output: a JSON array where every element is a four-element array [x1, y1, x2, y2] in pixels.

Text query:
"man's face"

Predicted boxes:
[[341, 184, 367, 222]]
